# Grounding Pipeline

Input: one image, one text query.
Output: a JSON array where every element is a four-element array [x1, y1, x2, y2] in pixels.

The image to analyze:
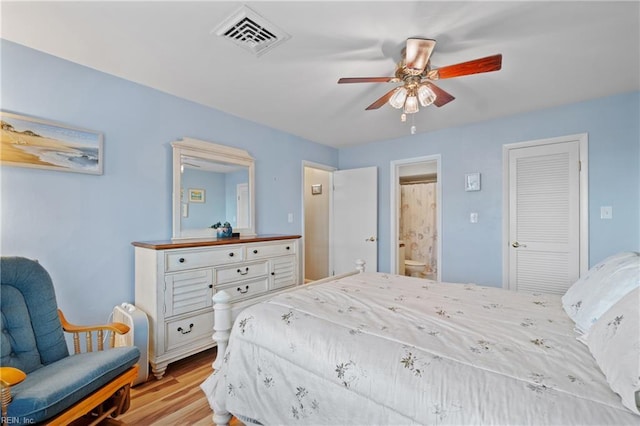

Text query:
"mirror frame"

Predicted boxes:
[[172, 137, 256, 240]]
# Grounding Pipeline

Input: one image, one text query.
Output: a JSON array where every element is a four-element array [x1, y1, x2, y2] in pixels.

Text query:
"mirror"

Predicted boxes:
[[172, 138, 255, 240]]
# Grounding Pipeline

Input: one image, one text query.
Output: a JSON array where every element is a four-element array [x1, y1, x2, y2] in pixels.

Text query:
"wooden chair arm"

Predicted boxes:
[[58, 309, 130, 335], [1, 367, 26, 422], [0, 367, 26, 388], [58, 309, 130, 353]]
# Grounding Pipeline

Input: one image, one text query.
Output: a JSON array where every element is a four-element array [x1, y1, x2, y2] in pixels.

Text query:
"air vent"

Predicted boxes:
[[213, 5, 290, 57]]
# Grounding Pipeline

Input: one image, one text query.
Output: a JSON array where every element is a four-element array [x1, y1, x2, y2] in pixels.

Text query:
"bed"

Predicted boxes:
[[201, 252, 640, 425]]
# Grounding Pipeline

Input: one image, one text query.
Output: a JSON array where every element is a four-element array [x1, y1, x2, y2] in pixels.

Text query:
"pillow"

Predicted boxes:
[[562, 251, 639, 334], [587, 287, 640, 415]]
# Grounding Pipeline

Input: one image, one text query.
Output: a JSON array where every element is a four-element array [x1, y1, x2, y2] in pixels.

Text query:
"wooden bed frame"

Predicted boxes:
[[209, 260, 366, 426]]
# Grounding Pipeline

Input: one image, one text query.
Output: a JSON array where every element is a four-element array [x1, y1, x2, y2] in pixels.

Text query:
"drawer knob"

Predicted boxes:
[[178, 257, 185, 263], [271, 272, 275, 276], [253, 249, 258, 254], [208, 284, 213, 289], [286, 246, 290, 250], [177, 323, 194, 334], [237, 267, 249, 275], [237, 285, 249, 294], [228, 252, 234, 257]]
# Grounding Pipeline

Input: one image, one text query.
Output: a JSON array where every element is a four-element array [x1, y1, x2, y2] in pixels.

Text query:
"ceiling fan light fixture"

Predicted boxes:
[[403, 95, 419, 114], [418, 84, 437, 107], [337, 37, 502, 116], [389, 87, 408, 109]]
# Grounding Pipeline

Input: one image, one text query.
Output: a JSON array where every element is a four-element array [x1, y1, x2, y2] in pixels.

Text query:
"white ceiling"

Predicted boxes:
[[2, 1, 639, 148]]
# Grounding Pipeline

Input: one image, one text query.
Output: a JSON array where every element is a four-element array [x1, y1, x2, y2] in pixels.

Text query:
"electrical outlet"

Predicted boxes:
[[470, 212, 478, 223], [600, 206, 613, 219], [287, 213, 293, 223]]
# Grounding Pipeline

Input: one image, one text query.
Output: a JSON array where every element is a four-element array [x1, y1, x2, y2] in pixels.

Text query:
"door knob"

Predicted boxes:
[[365, 236, 377, 242], [512, 241, 527, 248]]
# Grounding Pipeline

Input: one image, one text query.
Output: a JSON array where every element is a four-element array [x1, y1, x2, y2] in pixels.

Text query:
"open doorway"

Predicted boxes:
[[302, 162, 378, 282], [390, 155, 442, 280], [302, 162, 334, 283]]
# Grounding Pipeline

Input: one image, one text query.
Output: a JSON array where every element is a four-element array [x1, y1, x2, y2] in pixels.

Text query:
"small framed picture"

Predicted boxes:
[[188, 188, 205, 203], [311, 184, 322, 195], [465, 173, 481, 192]]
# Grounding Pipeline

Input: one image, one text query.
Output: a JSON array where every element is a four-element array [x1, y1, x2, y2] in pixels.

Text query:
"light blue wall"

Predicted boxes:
[[339, 91, 640, 285], [2, 40, 638, 327], [0, 40, 338, 324]]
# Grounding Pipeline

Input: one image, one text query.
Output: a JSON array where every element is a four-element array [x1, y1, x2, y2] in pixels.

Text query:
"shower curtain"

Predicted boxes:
[[400, 182, 438, 275]]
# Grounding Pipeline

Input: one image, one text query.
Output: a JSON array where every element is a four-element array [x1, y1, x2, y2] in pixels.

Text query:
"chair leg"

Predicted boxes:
[[112, 384, 132, 417], [2, 386, 11, 426]]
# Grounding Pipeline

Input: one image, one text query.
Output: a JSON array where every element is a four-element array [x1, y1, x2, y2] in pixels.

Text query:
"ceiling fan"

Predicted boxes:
[[338, 38, 502, 115]]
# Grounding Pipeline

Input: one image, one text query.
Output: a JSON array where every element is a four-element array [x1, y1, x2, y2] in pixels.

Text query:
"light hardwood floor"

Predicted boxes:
[[102, 348, 240, 426]]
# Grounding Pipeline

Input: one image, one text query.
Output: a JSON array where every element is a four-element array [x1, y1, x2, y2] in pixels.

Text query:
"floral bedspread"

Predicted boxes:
[[202, 272, 637, 425]]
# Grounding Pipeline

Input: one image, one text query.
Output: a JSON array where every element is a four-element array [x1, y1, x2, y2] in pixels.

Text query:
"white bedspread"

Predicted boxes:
[[202, 272, 638, 425]]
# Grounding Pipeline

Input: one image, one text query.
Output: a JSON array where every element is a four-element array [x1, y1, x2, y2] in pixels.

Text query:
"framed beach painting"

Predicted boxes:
[[0, 111, 104, 175]]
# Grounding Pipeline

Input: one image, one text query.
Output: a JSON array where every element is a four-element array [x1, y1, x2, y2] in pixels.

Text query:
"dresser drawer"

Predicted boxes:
[[246, 240, 296, 260], [165, 247, 243, 272], [165, 311, 213, 352], [218, 277, 269, 303], [216, 261, 268, 285]]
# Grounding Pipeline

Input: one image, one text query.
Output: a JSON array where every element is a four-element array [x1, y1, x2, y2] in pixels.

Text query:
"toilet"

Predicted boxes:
[[404, 259, 427, 278]]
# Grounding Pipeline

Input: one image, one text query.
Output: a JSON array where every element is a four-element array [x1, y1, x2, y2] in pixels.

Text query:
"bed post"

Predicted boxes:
[[212, 403, 231, 426], [211, 290, 232, 426], [212, 290, 231, 371]]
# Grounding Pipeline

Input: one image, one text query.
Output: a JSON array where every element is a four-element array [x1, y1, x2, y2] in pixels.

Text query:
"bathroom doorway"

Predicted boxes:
[[390, 155, 441, 280]]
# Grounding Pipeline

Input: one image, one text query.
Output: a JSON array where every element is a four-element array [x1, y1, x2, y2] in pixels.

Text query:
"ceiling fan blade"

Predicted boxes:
[[428, 83, 455, 107], [338, 77, 397, 84], [405, 38, 436, 74], [428, 54, 502, 80], [365, 87, 399, 110]]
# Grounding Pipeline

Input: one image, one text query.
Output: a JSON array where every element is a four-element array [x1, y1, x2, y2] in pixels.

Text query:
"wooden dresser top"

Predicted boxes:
[[132, 234, 301, 250]]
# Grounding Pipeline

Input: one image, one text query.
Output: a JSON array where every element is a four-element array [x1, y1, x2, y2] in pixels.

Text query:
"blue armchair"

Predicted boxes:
[[0, 256, 140, 424]]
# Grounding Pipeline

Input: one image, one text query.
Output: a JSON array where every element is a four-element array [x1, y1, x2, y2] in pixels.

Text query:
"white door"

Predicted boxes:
[[506, 137, 584, 294], [332, 167, 378, 275], [236, 183, 249, 228]]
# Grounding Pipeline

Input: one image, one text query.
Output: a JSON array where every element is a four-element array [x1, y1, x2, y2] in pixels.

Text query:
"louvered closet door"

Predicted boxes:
[[508, 141, 580, 294], [164, 269, 213, 317]]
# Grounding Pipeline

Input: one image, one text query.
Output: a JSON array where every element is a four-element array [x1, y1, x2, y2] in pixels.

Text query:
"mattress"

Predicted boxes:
[[202, 272, 638, 425]]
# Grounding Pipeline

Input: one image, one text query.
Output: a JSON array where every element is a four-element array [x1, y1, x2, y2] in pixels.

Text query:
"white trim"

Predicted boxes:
[[301, 161, 337, 283], [501, 133, 589, 289], [390, 155, 442, 281]]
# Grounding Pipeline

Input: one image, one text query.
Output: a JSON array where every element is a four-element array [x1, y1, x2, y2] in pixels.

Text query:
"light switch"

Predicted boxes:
[[288, 213, 294, 223], [600, 206, 613, 219], [470, 212, 478, 223]]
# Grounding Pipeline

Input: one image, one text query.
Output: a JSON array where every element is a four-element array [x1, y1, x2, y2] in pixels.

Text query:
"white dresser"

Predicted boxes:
[[132, 235, 301, 379]]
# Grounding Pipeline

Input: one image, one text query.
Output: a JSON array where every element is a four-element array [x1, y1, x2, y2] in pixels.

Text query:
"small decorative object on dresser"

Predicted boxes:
[[132, 234, 301, 379], [211, 221, 233, 238]]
